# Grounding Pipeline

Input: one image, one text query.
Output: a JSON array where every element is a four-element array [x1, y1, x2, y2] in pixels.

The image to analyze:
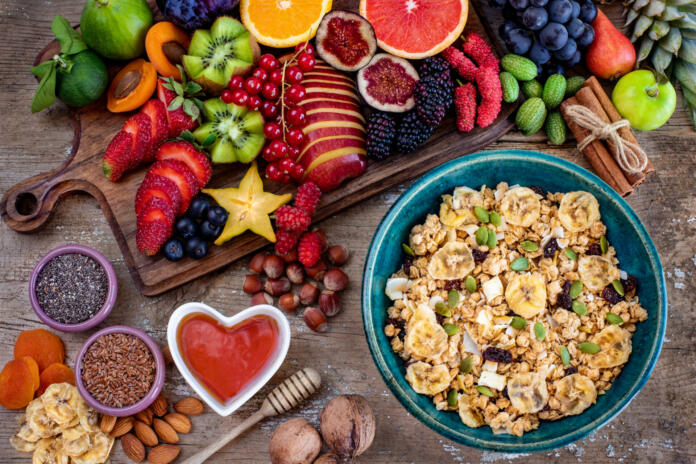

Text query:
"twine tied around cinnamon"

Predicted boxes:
[[564, 104, 648, 174]]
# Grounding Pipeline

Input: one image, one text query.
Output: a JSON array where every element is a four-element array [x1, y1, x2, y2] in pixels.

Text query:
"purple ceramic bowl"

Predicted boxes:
[[75, 325, 165, 417], [29, 244, 118, 332]]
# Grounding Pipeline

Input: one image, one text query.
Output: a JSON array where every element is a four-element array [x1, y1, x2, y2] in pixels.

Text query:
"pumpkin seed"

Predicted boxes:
[[490, 211, 502, 226], [448, 289, 460, 308], [460, 357, 473, 373], [465, 275, 477, 293], [612, 279, 625, 296], [511, 256, 530, 271], [447, 389, 459, 406], [435, 302, 451, 317], [572, 300, 588, 316], [402, 243, 415, 257], [569, 280, 583, 299], [476, 385, 494, 397], [579, 342, 601, 354], [443, 323, 460, 335], [560, 346, 571, 366], [600, 236, 608, 254], [476, 226, 489, 245], [564, 248, 578, 260], [606, 313, 624, 325], [487, 229, 498, 249], [520, 241, 539, 252], [511, 316, 527, 330], [474, 206, 490, 223], [534, 322, 546, 340]]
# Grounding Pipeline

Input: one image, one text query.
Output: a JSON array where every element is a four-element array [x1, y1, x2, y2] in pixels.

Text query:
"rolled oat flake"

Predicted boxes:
[[35, 253, 108, 324]]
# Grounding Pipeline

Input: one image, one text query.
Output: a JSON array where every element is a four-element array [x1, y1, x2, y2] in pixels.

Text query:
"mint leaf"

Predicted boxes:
[[31, 61, 57, 113], [51, 16, 87, 55]]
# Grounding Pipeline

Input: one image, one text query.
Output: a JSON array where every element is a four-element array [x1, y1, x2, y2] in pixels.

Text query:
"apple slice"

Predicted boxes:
[[304, 152, 367, 192], [298, 136, 365, 164]]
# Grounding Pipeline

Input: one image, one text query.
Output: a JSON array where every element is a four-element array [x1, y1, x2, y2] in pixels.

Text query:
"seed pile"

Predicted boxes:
[[35, 253, 108, 324], [81, 333, 155, 408]]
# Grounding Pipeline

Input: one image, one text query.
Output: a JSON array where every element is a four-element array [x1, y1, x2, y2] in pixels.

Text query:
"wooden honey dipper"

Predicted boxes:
[[179, 367, 322, 464]]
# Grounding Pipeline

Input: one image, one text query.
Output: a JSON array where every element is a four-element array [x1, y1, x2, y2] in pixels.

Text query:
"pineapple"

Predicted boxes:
[[624, 0, 696, 127]]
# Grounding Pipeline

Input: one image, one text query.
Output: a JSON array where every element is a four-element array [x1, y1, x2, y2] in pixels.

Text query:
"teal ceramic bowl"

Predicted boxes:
[[362, 150, 667, 452]]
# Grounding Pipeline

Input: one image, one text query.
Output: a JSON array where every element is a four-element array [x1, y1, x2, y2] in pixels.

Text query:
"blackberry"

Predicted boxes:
[[418, 56, 451, 79], [414, 73, 455, 126], [395, 110, 435, 154], [365, 111, 397, 160]]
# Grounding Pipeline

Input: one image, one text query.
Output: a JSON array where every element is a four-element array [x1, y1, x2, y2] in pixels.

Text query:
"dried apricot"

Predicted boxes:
[[21, 356, 40, 393], [0, 360, 35, 409], [37, 363, 75, 396], [14, 328, 65, 372]]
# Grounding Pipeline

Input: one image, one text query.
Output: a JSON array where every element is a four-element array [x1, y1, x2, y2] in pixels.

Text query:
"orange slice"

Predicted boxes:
[[241, 0, 333, 48], [359, 0, 468, 59]]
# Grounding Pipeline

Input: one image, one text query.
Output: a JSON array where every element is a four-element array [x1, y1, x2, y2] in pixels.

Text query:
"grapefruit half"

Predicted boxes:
[[359, 0, 468, 59]]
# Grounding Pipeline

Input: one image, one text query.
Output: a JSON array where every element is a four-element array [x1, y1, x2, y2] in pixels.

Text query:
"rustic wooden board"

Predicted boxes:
[[0, 0, 517, 296]]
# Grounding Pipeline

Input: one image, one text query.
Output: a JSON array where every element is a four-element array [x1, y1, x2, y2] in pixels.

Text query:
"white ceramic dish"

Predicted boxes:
[[167, 302, 291, 416]]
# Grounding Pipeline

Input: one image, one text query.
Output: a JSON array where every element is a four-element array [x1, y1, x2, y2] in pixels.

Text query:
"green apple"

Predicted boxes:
[[612, 70, 676, 131]]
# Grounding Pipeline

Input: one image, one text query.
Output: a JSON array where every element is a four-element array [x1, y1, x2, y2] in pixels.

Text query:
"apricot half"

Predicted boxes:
[[107, 59, 157, 113], [146, 21, 191, 80]]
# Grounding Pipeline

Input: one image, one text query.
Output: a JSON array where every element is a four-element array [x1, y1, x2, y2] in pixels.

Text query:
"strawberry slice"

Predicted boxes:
[[103, 131, 134, 181], [136, 196, 175, 256], [155, 141, 212, 188], [122, 113, 153, 169], [135, 174, 184, 217], [139, 99, 169, 161], [147, 159, 200, 213], [137, 196, 175, 228], [157, 78, 197, 137]]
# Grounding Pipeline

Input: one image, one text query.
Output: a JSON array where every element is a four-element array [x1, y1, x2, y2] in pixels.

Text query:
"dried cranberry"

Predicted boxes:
[[529, 185, 546, 197], [444, 280, 462, 290], [586, 243, 602, 255], [621, 275, 638, 293], [403, 257, 412, 275], [483, 346, 513, 363], [557, 293, 572, 310], [601, 285, 624, 305], [562, 280, 571, 293], [543, 238, 559, 258], [386, 318, 406, 341], [564, 366, 578, 376], [472, 249, 488, 263]]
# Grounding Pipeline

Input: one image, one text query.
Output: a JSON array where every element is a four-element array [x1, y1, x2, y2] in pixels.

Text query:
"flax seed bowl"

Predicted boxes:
[[75, 325, 165, 416], [29, 244, 118, 332]]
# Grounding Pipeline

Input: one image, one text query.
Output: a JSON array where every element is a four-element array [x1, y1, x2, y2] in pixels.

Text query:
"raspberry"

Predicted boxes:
[[275, 229, 301, 255], [297, 231, 324, 267], [274, 205, 311, 233], [475, 66, 502, 128], [442, 46, 479, 82], [366, 111, 397, 160], [454, 83, 477, 133], [295, 182, 322, 215], [461, 32, 499, 73]]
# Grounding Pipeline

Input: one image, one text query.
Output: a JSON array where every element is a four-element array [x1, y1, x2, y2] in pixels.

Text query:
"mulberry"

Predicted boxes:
[[442, 46, 479, 82], [395, 111, 434, 154], [454, 83, 477, 133], [475, 66, 502, 128], [461, 32, 500, 72], [414, 73, 454, 127], [366, 111, 397, 160]]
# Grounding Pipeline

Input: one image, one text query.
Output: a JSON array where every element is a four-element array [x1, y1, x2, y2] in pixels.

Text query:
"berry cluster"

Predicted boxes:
[[273, 182, 323, 264], [162, 194, 228, 261]]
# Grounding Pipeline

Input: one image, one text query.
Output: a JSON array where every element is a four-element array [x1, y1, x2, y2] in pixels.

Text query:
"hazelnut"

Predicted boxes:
[[249, 252, 267, 274], [319, 290, 341, 317], [279, 249, 298, 263], [326, 245, 350, 266], [299, 282, 320, 305], [304, 260, 327, 281], [323, 269, 349, 292], [263, 254, 285, 279], [251, 292, 273, 305], [265, 277, 291, 296], [242, 274, 263, 294], [278, 293, 300, 312], [286, 262, 305, 284], [304, 307, 328, 332]]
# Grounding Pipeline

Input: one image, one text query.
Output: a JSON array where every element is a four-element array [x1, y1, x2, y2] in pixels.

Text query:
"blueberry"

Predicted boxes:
[[566, 18, 584, 39], [509, 0, 529, 10], [577, 24, 595, 48], [529, 40, 552, 65], [570, 0, 581, 18], [548, 0, 573, 24], [162, 238, 185, 262], [187, 194, 212, 220], [175, 217, 197, 240], [503, 5, 521, 22], [564, 49, 582, 67], [579, 0, 597, 23], [522, 7, 548, 30], [507, 29, 533, 54], [499, 20, 518, 41], [489, 0, 507, 9], [199, 220, 222, 241], [185, 237, 209, 260], [540, 22, 568, 51], [530, 0, 548, 6], [554, 38, 577, 61], [206, 206, 229, 226]]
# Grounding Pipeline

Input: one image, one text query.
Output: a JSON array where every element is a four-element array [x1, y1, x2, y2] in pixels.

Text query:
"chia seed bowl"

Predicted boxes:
[[75, 325, 165, 417], [29, 244, 117, 332]]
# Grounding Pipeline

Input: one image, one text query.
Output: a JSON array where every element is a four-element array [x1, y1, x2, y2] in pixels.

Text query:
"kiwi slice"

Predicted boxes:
[[182, 16, 260, 94], [194, 98, 265, 164]]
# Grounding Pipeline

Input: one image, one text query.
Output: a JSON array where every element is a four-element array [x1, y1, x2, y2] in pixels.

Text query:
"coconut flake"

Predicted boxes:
[[619, 270, 628, 280], [482, 360, 498, 372], [540, 233, 553, 248], [478, 371, 506, 390], [496, 232, 505, 240], [462, 224, 479, 238], [429, 295, 445, 309], [481, 276, 504, 301], [461, 328, 481, 355], [553, 227, 565, 238], [385, 277, 410, 300], [557, 238, 569, 248]]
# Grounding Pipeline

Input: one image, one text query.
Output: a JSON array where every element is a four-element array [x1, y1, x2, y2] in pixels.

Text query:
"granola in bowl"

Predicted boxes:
[[383, 183, 648, 437]]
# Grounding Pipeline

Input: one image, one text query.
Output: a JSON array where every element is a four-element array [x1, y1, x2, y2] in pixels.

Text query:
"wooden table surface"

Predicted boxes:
[[1, 1, 695, 463]]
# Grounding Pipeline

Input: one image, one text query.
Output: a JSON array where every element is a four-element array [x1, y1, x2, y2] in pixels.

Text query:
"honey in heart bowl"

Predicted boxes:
[[167, 302, 290, 416]]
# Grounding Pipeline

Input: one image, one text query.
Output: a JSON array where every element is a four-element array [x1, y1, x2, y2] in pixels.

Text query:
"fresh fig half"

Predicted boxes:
[[315, 10, 377, 72], [356, 53, 419, 113]]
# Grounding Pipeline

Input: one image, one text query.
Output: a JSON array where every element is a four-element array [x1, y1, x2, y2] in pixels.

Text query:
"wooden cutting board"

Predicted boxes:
[[0, 0, 517, 296]]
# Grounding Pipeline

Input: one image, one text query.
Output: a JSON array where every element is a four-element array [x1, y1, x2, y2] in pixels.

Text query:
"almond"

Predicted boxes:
[[164, 413, 191, 434], [153, 418, 179, 444], [151, 394, 168, 417], [100, 414, 117, 434], [147, 444, 180, 464], [134, 420, 159, 447], [110, 416, 134, 437], [135, 407, 154, 426], [121, 433, 145, 463], [174, 397, 204, 416]]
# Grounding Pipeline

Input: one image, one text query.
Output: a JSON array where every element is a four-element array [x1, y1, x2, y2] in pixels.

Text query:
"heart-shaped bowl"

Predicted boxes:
[[362, 150, 667, 452], [167, 302, 291, 416]]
